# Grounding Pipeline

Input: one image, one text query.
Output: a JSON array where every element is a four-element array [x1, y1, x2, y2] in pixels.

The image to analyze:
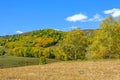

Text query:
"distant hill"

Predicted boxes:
[[82, 29, 94, 35], [0, 28, 94, 57], [0, 29, 94, 39]]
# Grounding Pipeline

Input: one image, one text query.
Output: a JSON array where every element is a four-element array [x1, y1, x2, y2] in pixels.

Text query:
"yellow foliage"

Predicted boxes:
[[34, 37, 54, 47]]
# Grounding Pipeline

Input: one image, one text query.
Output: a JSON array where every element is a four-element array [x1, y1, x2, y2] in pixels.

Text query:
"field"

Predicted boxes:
[[0, 60, 120, 80]]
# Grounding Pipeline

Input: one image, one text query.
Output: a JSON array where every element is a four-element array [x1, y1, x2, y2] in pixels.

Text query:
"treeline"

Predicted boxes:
[[0, 29, 67, 60], [0, 16, 120, 60]]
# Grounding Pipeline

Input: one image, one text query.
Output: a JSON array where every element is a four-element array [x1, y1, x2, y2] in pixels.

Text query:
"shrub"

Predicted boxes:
[[39, 56, 47, 64], [0, 49, 5, 56], [54, 49, 68, 61], [23, 47, 34, 57], [33, 47, 44, 58], [43, 48, 55, 58]]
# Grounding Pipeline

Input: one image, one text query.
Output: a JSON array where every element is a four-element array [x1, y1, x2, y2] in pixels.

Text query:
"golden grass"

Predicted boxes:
[[0, 60, 120, 80]]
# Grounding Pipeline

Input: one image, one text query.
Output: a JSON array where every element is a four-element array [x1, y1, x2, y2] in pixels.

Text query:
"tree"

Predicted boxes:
[[60, 28, 88, 60], [90, 16, 120, 59]]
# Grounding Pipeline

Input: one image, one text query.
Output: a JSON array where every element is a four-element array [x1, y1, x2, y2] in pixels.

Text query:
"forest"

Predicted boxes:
[[0, 16, 120, 61]]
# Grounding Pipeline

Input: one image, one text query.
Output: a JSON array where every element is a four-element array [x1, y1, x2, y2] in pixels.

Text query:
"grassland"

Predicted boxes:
[[0, 60, 120, 80], [0, 56, 60, 68]]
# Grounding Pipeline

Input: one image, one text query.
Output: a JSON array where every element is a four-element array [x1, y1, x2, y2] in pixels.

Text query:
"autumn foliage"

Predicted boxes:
[[0, 16, 120, 60]]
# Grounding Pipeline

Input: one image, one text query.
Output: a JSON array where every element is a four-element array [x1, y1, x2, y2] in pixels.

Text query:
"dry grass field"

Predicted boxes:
[[0, 60, 120, 80]]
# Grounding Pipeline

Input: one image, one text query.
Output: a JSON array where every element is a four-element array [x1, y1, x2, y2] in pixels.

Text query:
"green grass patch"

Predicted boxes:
[[0, 56, 60, 68]]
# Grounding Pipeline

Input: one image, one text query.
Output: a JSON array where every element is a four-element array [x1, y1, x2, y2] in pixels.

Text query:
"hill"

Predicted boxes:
[[0, 28, 93, 58], [0, 29, 93, 39]]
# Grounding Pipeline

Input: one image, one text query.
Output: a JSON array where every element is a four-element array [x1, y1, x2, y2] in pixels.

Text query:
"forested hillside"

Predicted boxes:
[[0, 16, 120, 61]]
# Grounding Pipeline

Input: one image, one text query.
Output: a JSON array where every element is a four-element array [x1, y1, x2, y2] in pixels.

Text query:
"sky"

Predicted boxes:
[[0, 0, 120, 36]]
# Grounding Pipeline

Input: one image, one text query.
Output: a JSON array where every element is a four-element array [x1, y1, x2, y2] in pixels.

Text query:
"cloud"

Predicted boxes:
[[16, 30, 23, 34], [66, 13, 88, 22], [88, 14, 103, 22], [104, 8, 120, 17], [66, 13, 103, 22]]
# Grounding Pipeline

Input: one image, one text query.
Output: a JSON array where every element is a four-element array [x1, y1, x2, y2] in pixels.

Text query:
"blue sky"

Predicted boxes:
[[0, 0, 120, 36]]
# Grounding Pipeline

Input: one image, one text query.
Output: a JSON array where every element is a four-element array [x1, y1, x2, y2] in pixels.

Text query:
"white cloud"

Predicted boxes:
[[66, 13, 103, 22], [104, 8, 120, 17], [16, 30, 23, 34], [88, 14, 103, 22], [66, 13, 88, 22]]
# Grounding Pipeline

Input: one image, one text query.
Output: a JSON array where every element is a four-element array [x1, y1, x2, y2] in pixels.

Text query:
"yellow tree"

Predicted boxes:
[[60, 28, 88, 60], [90, 16, 120, 59]]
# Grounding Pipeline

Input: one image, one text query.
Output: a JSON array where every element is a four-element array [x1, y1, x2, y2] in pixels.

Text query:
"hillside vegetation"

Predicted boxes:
[[0, 16, 120, 61]]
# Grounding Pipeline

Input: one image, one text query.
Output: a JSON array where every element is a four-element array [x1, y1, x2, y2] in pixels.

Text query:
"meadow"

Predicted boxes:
[[0, 60, 119, 80], [0, 56, 60, 68]]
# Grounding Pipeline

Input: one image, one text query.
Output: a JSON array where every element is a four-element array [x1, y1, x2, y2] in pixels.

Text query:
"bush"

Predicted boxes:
[[0, 49, 5, 56], [43, 48, 55, 58], [39, 56, 47, 64], [23, 47, 34, 57], [33, 47, 44, 58], [53, 49, 68, 61]]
